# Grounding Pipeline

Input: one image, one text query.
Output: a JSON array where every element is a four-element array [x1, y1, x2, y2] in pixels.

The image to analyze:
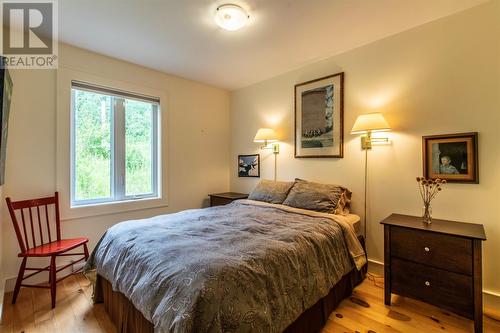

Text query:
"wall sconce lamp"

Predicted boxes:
[[350, 113, 391, 242], [351, 113, 391, 149], [254, 128, 279, 180], [254, 128, 280, 154]]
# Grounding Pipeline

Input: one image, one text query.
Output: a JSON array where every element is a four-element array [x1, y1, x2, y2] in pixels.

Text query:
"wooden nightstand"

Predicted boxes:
[[381, 214, 486, 333], [209, 192, 248, 207]]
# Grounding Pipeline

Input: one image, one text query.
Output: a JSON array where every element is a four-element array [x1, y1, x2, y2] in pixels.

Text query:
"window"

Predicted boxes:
[[71, 81, 160, 207]]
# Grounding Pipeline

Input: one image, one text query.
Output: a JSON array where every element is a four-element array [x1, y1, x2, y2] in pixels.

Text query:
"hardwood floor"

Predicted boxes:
[[1, 273, 499, 333]]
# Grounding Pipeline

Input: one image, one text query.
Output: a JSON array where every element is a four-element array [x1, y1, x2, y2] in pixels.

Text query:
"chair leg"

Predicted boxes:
[[83, 243, 89, 260], [12, 257, 27, 304], [50, 255, 57, 309]]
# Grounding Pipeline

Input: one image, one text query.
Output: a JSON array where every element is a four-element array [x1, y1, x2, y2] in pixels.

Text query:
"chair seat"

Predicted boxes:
[[20, 238, 89, 257]]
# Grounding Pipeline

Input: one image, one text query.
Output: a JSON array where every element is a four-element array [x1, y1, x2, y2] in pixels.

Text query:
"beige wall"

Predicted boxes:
[[230, 1, 500, 297], [1, 44, 230, 285]]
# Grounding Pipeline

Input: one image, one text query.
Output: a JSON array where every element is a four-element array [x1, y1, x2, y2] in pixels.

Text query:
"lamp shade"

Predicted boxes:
[[351, 113, 391, 134], [254, 128, 278, 142]]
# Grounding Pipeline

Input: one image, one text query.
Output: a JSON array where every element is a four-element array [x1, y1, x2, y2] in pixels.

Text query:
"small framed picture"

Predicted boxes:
[[238, 154, 260, 177], [422, 132, 478, 183]]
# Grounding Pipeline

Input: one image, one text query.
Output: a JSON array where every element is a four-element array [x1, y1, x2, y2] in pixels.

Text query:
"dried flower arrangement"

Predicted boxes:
[[416, 177, 446, 224]]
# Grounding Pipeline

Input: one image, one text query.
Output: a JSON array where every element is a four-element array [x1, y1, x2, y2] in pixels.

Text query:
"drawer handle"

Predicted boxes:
[[424, 246, 430, 252], [425, 281, 431, 287]]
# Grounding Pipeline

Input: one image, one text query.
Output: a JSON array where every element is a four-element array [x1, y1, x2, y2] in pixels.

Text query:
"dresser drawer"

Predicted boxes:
[[391, 258, 473, 319], [390, 226, 472, 275]]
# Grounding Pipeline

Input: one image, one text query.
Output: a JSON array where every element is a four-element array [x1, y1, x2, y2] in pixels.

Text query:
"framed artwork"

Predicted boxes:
[[238, 154, 260, 177], [0, 61, 13, 186], [294, 72, 344, 158], [422, 132, 478, 183]]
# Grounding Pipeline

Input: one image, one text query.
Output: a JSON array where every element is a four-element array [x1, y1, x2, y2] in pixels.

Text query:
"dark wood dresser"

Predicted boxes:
[[209, 192, 248, 207], [381, 214, 486, 333]]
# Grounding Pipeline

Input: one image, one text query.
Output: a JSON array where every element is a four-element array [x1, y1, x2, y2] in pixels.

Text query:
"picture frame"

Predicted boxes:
[[0, 59, 13, 186], [238, 154, 260, 178], [422, 132, 478, 183], [294, 72, 344, 158]]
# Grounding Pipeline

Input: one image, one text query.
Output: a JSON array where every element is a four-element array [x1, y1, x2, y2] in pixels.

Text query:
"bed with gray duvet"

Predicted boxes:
[[85, 196, 366, 333]]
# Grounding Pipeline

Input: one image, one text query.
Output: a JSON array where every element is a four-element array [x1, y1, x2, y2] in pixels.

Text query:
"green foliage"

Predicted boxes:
[[125, 99, 153, 195], [74, 90, 112, 200], [74, 90, 154, 201]]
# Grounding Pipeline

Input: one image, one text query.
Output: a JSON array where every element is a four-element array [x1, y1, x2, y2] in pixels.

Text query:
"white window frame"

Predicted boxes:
[[70, 81, 160, 207]]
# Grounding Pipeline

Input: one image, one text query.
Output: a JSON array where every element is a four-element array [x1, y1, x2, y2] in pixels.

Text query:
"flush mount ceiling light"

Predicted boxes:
[[215, 4, 249, 31]]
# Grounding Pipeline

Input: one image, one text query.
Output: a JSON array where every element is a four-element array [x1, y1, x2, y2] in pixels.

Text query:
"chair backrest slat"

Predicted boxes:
[[28, 207, 36, 248], [5, 192, 61, 255], [45, 204, 51, 243], [37, 205, 43, 245], [20, 209, 29, 250], [55, 192, 61, 241]]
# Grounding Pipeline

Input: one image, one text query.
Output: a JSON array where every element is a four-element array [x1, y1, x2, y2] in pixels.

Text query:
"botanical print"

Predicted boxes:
[[422, 133, 478, 183], [301, 84, 334, 149], [295, 72, 343, 158], [238, 154, 260, 177]]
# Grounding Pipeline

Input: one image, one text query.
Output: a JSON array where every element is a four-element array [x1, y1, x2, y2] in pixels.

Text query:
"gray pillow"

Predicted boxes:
[[282, 178, 351, 215], [248, 179, 294, 204]]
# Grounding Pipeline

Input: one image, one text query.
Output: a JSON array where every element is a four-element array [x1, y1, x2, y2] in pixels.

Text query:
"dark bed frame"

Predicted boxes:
[[94, 236, 367, 333]]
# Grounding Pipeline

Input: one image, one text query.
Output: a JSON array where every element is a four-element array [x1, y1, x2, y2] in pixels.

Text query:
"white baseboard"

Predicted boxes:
[[484, 289, 500, 319], [366, 257, 500, 314], [367, 258, 384, 276]]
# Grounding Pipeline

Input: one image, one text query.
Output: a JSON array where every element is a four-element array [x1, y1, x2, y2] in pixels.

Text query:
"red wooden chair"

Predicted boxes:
[[5, 192, 89, 308]]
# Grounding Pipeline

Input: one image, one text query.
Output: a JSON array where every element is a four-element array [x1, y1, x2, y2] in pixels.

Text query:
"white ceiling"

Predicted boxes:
[[59, 0, 487, 90]]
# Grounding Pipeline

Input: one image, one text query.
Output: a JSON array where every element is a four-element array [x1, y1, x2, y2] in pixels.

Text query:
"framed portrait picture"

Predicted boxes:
[[422, 132, 478, 183], [238, 154, 260, 177], [294, 72, 344, 158]]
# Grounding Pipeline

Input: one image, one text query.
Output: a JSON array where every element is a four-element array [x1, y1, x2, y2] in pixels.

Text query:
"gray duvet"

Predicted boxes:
[[85, 200, 366, 333]]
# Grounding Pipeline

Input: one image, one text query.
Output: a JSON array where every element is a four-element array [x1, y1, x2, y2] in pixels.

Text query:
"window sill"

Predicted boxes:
[[61, 194, 168, 221], [71, 195, 160, 209]]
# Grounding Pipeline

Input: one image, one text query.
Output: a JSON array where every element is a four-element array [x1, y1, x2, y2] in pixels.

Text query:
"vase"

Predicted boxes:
[[422, 203, 432, 224]]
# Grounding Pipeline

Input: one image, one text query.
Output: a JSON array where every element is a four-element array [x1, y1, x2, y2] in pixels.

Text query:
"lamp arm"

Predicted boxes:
[[261, 142, 280, 153], [370, 137, 389, 142]]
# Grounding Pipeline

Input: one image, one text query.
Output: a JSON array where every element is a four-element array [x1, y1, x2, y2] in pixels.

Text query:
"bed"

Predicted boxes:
[[85, 199, 367, 333]]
